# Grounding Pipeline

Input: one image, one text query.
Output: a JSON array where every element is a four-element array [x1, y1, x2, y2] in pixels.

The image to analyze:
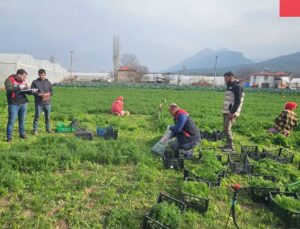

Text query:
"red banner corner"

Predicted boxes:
[[280, 0, 300, 17]]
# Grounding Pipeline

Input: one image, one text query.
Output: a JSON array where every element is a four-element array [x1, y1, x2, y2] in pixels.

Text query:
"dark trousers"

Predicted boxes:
[[33, 104, 51, 131]]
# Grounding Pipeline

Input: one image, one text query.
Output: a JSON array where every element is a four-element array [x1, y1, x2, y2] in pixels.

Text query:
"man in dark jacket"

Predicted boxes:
[[221, 71, 245, 152], [31, 69, 53, 134], [168, 103, 201, 158], [5, 69, 37, 143]]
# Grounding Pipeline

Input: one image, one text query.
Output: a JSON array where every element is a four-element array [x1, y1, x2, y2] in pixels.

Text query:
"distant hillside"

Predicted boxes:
[[252, 51, 300, 74], [166, 50, 300, 77], [166, 48, 254, 72]]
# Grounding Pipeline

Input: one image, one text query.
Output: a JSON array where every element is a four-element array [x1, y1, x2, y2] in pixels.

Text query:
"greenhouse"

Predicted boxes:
[[0, 53, 68, 86]]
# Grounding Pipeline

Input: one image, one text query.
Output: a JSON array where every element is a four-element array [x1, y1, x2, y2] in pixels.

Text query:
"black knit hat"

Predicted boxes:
[[224, 71, 234, 77], [16, 69, 27, 75]]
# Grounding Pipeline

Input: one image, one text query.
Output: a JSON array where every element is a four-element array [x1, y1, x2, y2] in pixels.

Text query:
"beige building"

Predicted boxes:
[[117, 66, 137, 83]]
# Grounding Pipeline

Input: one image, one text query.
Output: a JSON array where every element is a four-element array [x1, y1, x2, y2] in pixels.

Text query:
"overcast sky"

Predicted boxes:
[[0, 0, 300, 72]]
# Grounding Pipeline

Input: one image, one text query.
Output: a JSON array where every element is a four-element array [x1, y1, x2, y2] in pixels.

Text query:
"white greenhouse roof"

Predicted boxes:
[[0, 53, 25, 63]]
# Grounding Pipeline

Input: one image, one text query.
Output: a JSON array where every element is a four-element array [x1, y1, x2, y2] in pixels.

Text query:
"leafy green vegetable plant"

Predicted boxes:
[[182, 181, 209, 199], [149, 202, 182, 229]]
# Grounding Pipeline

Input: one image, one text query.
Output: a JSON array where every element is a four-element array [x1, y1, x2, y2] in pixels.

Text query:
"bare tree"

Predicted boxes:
[[135, 65, 149, 83], [120, 53, 149, 83], [120, 53, 139, 68]]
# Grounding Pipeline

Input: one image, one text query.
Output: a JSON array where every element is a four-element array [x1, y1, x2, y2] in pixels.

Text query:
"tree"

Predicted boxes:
[[120, 53, 139, 68], [120, 53, 149, 83], [113, 36, 121, 82]]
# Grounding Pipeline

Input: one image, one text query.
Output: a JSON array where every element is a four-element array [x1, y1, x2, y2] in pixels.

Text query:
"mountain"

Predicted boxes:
[[166, 48, 254, 72], [166, 50, 300, 77], [251, 51, 300, 73]]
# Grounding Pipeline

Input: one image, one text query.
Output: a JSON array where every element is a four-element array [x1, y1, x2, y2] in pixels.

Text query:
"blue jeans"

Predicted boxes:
[[33, 104, 51, 131], [7, 103, 27, 139]]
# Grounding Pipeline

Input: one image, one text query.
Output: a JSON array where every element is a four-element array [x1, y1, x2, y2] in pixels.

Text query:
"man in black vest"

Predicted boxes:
[[5, 69, 37, 143], [221, 71, 244, 152], [31, 69, 53, 135], [168, 103, 201, 158]]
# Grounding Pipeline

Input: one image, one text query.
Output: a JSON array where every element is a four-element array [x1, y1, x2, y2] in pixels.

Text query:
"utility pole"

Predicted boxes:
[[70, 50, 74, 78], [214, 55, 218, 87]]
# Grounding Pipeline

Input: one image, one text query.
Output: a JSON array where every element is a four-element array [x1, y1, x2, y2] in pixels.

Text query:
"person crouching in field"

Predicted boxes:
[[268, 102, 298, 136], [5, 69, 37, 143], [167, 103, 201, 158], [31, 69, 54, 135], [111, 96, 130, 116], [221, 71, 245, 152]]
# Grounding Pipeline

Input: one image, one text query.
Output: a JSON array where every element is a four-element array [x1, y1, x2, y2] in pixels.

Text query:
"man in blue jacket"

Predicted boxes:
[[168, 103, 201, 158]]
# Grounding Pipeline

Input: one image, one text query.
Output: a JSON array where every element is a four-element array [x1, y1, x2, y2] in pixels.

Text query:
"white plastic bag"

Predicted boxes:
[[151, 141, 166, 156], [152, 126, 175, 156], [159, 125, 172, 144]]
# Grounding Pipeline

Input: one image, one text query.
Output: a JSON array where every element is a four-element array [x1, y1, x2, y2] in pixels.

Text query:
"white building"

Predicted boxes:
[[0, 53, 67, 86], [289, 78, 300, 89], [73, 72, 112, 82], [142, 74, 225, 86], [250, 71, 291, 88]]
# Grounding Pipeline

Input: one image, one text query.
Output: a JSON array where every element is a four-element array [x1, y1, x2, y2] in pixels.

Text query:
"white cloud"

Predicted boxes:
[[0, 0, 299, 71]]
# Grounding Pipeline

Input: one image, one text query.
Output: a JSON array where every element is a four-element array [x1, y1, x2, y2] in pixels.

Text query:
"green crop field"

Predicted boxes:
[[0, 86, 299, 229]]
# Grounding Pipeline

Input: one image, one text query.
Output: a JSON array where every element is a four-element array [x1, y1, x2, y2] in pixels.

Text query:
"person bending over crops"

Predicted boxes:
[[111, 96, 130, 116], [268, 102, 298, 136], [221, 71, 245, 152], [167, 103, 201, 158]]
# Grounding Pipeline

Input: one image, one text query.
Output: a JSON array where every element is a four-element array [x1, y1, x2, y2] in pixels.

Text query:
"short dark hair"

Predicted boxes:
[[38, 69, 46, 75], [16, 69, 27, 75], [224, 71, 235, 77]]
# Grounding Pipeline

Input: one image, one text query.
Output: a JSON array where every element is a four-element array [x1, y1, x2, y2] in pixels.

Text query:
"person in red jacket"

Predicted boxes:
[[111, 96, 130, 116]]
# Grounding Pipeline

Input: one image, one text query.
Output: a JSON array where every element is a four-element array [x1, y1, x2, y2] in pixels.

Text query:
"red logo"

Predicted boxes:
[[280, 0, 300, 17]]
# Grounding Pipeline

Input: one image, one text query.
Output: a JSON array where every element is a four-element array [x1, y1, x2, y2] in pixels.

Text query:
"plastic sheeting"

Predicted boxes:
[[0, 54, 68, 86]]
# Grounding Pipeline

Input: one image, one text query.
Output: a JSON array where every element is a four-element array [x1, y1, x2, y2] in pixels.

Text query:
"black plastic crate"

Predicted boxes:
[[200, 131, 211, 140], [182, 178, 209, 213], [262, 148, 294, 164], [228, 153, 254, 175], [241, 146, 259, 154], [286, 181, 300, 196], [163, 157, 184, 170], [75, 131, 93, 140], [143, 215, 169, 229], [251, 187, 280, 203], [163, 148, 184, 170], [212, 130, 226, 141], [198, 147, 229, 166], [277, 148, 294, 164], [241, 146, 261, 161], [97, 126, 118, 140], [250, 174, 276, 182], [143, 193, 186, 229], [199, 147, 217, 160], [200, 130, 226, 142], [183, 169, 223, 187], [104, 126, 118, 140], [268, 191, 300, 228], [157, 193, 186, 211], [70, 119, 87, 131]]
